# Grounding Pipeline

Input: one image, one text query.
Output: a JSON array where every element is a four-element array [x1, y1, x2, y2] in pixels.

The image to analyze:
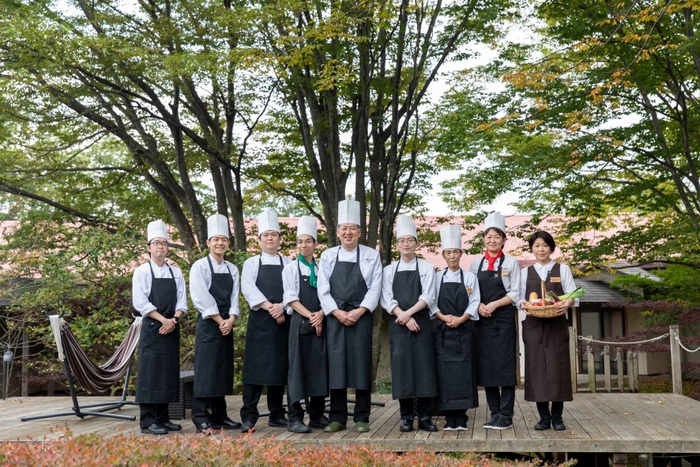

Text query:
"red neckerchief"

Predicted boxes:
[[484, 250, 503, 271]]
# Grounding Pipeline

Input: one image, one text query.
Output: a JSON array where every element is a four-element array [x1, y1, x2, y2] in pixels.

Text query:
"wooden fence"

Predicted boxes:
[[571, 325, 688, 395]]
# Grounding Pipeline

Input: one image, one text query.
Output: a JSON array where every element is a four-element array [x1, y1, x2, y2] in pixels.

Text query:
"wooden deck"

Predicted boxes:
[[2, 391, 700, 453]]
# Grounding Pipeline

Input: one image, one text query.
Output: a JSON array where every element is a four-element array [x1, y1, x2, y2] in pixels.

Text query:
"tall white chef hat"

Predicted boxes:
[[483, 211, 506, 235], [337, 200, 361, 226], [257, 209, 280, 235], [395, 214, 417, 240], [440, 225, 462, 250], [147, 220, 169, 243], [207, 214, 230, 239], [296, 215, 317, 241]]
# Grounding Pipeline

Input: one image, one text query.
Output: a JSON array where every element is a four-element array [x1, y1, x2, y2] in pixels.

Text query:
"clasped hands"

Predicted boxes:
[[219, 316, 236, 336], [394, 309, 420, 332], [158, 317, 178, 335], [267, 302, 286, 325], [333, 307, 365, 327]]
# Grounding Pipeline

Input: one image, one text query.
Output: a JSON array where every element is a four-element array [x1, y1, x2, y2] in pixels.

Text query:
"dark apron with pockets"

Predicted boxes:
[[434, 269, 479, 410], [288, 260, 329, 403], [388, 259, 437, 400], [523, 263, 573, 402], [327, 247, 373, 391], [193, 256, 234, 397], [474, 256, 517, 387], [136, 262, 179, 403], [242, 255, 289, 386]]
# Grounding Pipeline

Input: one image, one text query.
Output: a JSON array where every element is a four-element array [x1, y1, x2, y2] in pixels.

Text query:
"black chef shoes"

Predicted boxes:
[[160, 421, 182, 431], [418, 419, 438, 432], [195, 422, 214, 435], [212, 419, 242, 430], [288, 420, 312, 433], [399, 419, 414, 432], [309, 416, 330, 429], [552, 419, 567, 431], [268, 417, 289, 428], [141, 423, 168, 435], [534, 418, 551, 430], [240, 421, 256, 433]]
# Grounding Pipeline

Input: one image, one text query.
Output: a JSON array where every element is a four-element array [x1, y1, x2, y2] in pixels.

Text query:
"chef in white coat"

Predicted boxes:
[[133, 220, 187, 435], [381, 215, 438, 432], [240, 209, 292, 433], [430, 225, 480, 431], [283, 216, 329, 433], [317, 200, 382, 433], [190, 214, 242, 434]]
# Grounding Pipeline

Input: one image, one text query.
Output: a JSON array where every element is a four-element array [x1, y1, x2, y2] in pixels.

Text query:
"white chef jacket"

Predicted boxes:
[[518, 261, 579, 308], [429, 268, 481, 320], [469, 254, 521, 305], [132, 260, 187, 317], [190, 254, 240, 319], [282, 259, 319, 314], [317, 245, 382, 316], [241, 253, 292, 310], [380, 257, 436, 314]]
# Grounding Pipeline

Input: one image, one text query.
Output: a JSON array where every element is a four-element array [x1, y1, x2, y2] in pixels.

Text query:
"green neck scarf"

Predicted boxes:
[[298, 255, 317, 288]]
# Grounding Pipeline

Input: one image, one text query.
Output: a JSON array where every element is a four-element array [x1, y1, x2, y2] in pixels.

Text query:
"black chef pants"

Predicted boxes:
[[191, 396, 229, 426], [329, 388, 370, 424], [288, 396, 326, 423], [536, 401, 564, 421], [240, 383, 285, 424], [398, 397, 432, 421], [484, 386, 515, 420], [140, 403, 170, 428]]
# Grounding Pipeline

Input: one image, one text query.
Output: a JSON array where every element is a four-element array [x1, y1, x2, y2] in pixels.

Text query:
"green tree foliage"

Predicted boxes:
[[432, 0, 700, 269], [0, 0, 276, 254], [250, 0, 521, 262]]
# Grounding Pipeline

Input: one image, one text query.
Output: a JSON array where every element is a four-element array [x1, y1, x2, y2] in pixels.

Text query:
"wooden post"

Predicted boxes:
[[587, 346, 596, 393], [569, 327, 577, 394], [626, 351, 636, 394], [616, 347, 624, 393], [603, 345, 611, 393], [632, 352, 639, 393], [670, 325, 683, 395], [21, 329, 28, 397]]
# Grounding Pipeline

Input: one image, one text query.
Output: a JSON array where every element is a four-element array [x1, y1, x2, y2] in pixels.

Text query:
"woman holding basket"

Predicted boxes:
[[519, 231, 578, 431]]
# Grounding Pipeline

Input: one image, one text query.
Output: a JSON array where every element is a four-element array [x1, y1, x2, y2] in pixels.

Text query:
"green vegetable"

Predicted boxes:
[[559, 287, 586, 300]]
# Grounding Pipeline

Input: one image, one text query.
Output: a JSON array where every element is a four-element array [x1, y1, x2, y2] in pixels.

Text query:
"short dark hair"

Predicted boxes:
[[528, 231, 556, 252]]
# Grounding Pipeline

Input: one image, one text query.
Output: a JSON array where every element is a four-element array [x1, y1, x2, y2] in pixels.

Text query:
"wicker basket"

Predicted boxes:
[[523, 302, 560, 318]]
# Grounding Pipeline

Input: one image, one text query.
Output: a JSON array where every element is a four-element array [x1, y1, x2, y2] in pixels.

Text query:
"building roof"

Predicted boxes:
[[574, 278, 632, 303]]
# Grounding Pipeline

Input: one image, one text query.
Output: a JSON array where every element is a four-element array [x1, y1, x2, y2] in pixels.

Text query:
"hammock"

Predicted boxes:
[[21, 314, 141, 422], [49, 315, 142, 394]]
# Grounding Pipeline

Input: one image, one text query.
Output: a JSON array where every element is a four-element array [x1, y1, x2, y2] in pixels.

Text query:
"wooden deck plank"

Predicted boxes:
[[5, 391, 700, 453]]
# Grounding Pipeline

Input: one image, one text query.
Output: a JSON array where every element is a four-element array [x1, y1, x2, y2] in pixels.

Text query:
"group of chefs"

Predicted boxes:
[[132, 200, 578, 436]]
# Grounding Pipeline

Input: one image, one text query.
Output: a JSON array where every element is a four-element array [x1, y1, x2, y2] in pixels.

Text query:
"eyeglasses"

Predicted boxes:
[[150, 240, 168, 247], [397, 238, 417, 245], [338, 225, 359, 233]]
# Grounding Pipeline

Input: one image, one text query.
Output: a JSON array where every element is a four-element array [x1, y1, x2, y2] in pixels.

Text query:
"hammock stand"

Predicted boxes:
[[21, 313, 142, 422]]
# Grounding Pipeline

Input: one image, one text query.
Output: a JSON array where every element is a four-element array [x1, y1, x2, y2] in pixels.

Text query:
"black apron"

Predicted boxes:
[[327, 247, 373, 390], [388, 259, 437, 400], [523, 263, 573, 402], [287, 260, 329, 402], [434, 269, 478, 410], [136, 262, 180, 403], [474, 256, 517, 387], [193, 256, 234, 397], [242, 255, 290, 386]]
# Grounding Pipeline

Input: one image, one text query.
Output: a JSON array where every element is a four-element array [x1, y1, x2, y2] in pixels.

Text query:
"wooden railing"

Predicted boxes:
[[570, 325, 696, 395]]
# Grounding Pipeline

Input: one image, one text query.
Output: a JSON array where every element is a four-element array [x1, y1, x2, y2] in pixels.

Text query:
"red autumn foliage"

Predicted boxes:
[[0, 433, 547, 467]]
